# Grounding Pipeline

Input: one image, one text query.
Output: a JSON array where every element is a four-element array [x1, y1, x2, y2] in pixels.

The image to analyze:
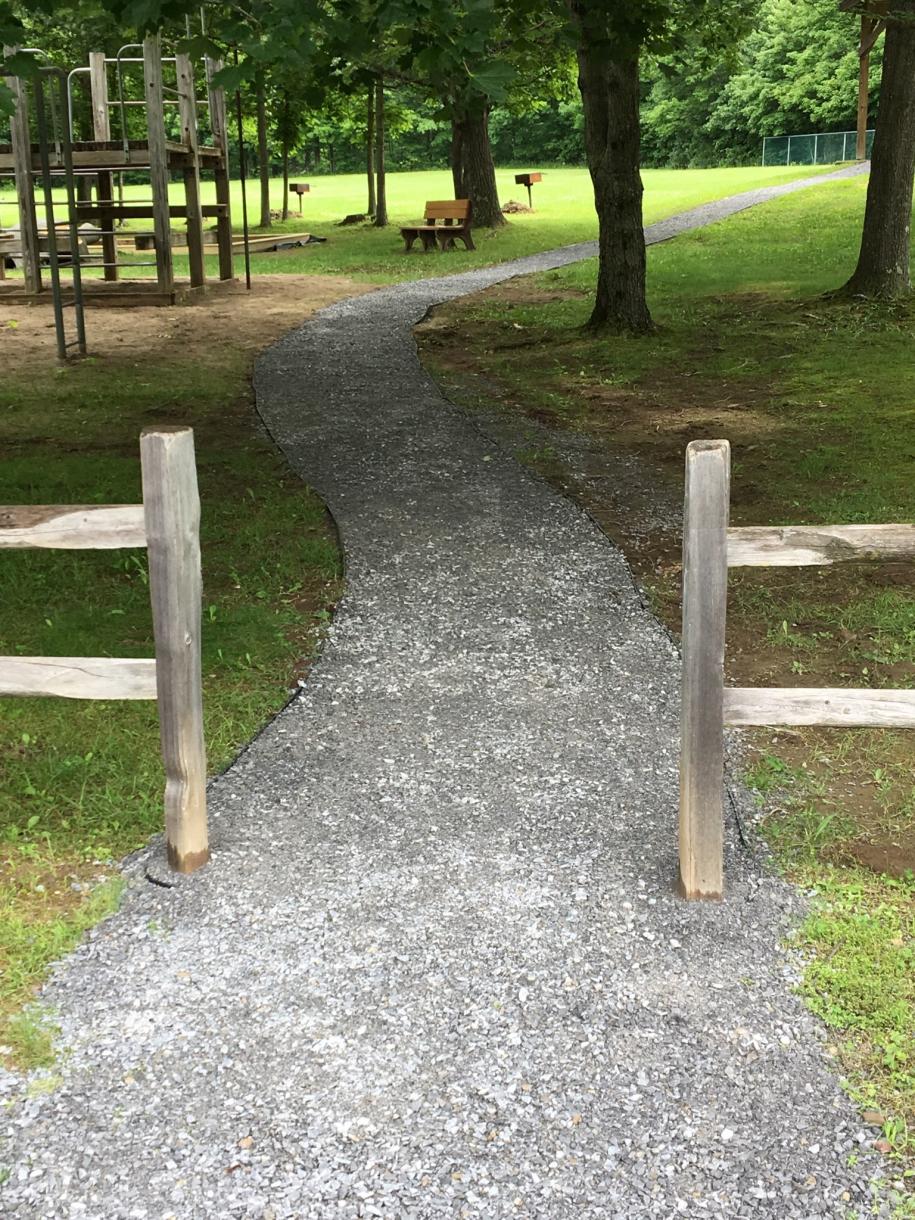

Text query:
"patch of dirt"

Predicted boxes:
[[0, 274, 370, 376], [418, 278, 915, 879], [834, 830, 915, 879]]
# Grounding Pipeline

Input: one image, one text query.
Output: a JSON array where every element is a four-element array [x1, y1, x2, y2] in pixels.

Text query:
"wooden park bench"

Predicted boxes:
[[400, 200, 475, 253]]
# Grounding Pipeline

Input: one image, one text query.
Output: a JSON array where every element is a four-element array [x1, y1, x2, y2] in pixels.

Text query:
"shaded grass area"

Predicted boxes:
[[0, 333, 341, 1066], [1, 164, 829, 286], [417, 172, 915, 1204]]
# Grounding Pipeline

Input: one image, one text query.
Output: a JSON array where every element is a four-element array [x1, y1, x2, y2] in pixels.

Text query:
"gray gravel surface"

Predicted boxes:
[[0, 164, 882, 1219]]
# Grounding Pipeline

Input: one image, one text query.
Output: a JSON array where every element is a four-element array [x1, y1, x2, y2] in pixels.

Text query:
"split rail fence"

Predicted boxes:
[[0, 426, 208, 873], [679, 439, 915, 901]]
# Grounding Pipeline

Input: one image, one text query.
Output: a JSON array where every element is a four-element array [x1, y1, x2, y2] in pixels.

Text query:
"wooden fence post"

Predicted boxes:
[[140, 427, 208, 873], [679, 439, 730, 900]]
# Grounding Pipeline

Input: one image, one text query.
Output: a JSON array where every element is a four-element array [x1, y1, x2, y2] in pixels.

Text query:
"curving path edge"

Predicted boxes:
[[0, 164, 880, 1219]]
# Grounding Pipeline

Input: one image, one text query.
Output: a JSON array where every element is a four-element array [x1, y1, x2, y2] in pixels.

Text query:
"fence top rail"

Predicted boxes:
[[0, 503, 146, 549], [727, 523, 915, 567], [763, 128, 874, 141], [724, 686, 915, 728]]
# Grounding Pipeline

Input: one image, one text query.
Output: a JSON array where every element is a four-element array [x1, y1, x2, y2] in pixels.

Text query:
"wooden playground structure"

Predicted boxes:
[[1, 34, 236, 356]]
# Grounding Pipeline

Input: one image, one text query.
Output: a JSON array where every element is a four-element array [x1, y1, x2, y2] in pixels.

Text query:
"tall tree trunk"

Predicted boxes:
[[453, 109, 503, 226], [366, 81, 376, 217], [281, 93, 290, 221], [843, 0, 915, 298], [450, 120, 464, 197], [256, 72, 271, 229], [574, 17, 651, 333], [281, 144, 289, 221], [374, 73, 387, 227]]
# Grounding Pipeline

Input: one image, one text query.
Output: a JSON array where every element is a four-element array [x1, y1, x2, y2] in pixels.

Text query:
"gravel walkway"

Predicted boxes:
[[1, 165, 882, 1219]]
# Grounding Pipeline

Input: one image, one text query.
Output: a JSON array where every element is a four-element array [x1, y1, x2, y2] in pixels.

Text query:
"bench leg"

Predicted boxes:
[[459, 231, 476, 252], [421, 231, 438, 252], [402, 233, 417, 252]]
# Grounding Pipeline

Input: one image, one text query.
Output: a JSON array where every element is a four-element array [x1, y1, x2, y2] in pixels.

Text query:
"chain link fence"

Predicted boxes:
[[761, 129, 874, 166]]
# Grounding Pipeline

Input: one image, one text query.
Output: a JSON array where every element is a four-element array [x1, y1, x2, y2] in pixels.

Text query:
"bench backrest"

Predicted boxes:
[[423, 199, 472, 225]]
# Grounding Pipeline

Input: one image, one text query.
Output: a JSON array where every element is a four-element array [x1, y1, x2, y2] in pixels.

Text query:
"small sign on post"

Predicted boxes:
[[289, 182, 310, 215], [514, 172, 542, 210]]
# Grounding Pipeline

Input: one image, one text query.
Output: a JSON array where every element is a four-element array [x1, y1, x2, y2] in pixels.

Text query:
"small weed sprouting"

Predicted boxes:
[[5, 1007, 58, 1071]]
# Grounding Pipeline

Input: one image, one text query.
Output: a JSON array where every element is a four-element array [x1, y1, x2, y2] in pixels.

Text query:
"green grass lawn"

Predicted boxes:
[[417, 171, 915, 1208], [1, 163, 832, 285]]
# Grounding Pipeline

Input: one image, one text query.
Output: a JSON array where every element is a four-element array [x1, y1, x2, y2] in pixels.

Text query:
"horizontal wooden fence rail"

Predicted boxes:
[[0, 657, 158, 700], [724, 687, 915, 728], [0, 427, 208, 873], [679, 438, 914, 902], [0, 505, 147, 549], [727, 524, 915, 567]]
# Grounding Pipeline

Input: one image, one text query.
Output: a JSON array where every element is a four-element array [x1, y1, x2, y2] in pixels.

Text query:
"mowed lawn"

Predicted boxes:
[[1, 163, 830, 283]]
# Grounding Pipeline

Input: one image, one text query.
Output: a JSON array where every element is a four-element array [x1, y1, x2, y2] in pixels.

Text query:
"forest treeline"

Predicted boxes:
[[294, 0, 877, 174]]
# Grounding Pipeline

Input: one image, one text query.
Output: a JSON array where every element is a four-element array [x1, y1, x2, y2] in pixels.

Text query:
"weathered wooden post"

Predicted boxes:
[[140, 427, 208, 872], [679, 439, 730, 900], [176, 51, 206, 289], [143, 34, 175, 297], [89, 50, 119, 284], [4, 48, 42, 294], [205, 53, 235, 282]]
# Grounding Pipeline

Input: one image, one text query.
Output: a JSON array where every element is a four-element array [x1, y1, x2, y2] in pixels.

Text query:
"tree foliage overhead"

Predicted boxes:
[[2, 0, 879, 168]]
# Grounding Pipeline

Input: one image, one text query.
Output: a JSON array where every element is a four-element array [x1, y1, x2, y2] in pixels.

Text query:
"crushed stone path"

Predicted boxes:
[[1, 164, 880, 1219]]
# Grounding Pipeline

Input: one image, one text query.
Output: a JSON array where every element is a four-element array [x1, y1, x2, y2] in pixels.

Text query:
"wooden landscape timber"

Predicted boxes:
[[679, 437, 914, 901], [0, 427, 208, 873]]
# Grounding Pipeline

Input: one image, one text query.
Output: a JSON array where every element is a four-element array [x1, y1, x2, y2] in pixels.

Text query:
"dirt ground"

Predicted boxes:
[[0, 274, 371, 374]]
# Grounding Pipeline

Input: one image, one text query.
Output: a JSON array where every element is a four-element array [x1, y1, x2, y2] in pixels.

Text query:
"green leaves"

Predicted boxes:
[[468, 58, 516, 99]]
